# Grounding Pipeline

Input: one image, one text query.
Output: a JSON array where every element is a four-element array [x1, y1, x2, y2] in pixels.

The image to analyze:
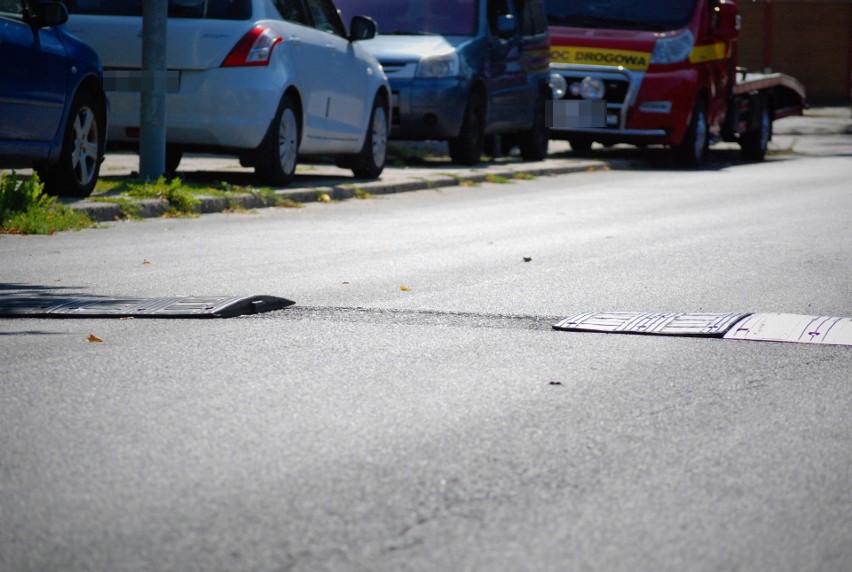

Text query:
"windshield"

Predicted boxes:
[[66, 0, 252, 20], [544, 0, 697, 32], [333, 0, 478, 36]]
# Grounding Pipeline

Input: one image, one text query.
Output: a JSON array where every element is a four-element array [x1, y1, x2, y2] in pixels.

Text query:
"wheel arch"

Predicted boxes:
[[283, 86, 304, 138]]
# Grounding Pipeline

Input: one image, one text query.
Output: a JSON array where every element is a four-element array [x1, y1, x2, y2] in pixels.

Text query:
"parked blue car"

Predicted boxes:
[[333, 0, 551, 165], [0, 0, 107, 196]]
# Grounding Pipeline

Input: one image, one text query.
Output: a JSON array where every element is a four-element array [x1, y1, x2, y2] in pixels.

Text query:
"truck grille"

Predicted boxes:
[[551, 66, 634, 129], [557, 73, 630, 104]]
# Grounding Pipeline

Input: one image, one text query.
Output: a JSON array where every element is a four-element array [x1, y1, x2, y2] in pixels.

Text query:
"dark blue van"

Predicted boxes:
[[333, 0, 550, 165], [0, 0, 107, 196]]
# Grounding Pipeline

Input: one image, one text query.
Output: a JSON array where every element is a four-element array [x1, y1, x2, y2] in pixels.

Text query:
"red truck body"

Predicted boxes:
[[545, 0, 806, 165]]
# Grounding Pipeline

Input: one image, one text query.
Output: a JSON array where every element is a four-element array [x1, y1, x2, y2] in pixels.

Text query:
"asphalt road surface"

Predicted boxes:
[[2, 134, 851, 571]]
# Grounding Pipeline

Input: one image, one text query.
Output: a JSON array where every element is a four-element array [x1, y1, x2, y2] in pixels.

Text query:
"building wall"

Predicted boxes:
[[737, 0, 852, 103]]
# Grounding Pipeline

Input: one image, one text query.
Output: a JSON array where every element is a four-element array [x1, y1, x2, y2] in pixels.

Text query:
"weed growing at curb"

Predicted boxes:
[[352, 187, 374, 200], [0, 172, 94, 235], [484, 174, 510, 184], [129, 177, 199, 216], [90, 196, 144, 219]]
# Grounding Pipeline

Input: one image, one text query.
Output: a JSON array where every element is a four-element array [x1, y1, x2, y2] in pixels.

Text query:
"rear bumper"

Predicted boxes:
[[105, 67, 285, 150]]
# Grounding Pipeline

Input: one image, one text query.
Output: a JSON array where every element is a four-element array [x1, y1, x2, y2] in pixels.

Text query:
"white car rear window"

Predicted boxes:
[[68, 0, 252, 20]]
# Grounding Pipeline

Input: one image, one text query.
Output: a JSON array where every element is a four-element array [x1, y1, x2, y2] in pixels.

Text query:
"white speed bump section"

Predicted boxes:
[[724, 314, 852, 346], [553, 312, 748, 337]]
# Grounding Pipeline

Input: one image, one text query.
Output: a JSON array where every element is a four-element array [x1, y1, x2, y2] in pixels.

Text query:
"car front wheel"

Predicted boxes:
[[517, 93, 549, 161], [448, 94, 485, 166], [39, 91, 104, 197], [340, 96, 388, 179]]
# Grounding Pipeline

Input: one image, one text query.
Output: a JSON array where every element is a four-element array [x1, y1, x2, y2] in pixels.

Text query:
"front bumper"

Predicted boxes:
[[548, 64, 698, 146], [388, 76, 469, 140]]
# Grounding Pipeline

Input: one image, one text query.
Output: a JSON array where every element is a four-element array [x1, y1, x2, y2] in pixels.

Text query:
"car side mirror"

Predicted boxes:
[[496, 14, 517, 39], [25, 1, 69, 28], [713, 1, 739, 41], [350, 15, 377, 41]]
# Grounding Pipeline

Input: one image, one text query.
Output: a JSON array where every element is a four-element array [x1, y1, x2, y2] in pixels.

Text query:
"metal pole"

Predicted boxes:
[[139, 0, 168, 180]]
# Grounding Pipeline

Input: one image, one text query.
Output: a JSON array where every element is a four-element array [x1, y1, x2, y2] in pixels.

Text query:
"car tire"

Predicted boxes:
[[256, 95, 299, 186], [166, 145, 183, 174], [740, 100, 771, 162], [449, 93, 485, 166], [345, 96, 388, 179], [39, 91, 105, 197], [673, 98, 708, 168], [517, 94, 549, 161], [568, 135, 594, 155]]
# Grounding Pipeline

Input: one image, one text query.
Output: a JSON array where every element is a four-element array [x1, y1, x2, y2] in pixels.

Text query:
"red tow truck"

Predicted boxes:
[[544, 0, 807, 166]]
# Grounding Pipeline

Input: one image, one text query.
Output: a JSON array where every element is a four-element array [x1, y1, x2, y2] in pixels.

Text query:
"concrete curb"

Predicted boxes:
[[71, 159, 606, 223]]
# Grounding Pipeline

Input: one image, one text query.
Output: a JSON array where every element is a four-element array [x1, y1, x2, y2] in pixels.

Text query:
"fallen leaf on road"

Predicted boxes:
[[142, 259, 153, 265], [87, 334, 104, 343], [317, 192, 332, 203], [549, 381, 562, 386], [523, 257, 532, 262], [400, 286, 411, 291]]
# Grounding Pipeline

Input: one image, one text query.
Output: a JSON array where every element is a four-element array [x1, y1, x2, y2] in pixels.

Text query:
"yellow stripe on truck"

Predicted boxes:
[[689, 42, 728, 63], [550, 46, 651, 71]]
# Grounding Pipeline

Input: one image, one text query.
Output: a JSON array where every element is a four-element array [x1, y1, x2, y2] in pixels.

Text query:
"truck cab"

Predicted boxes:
[[546, 0, 755, 166]]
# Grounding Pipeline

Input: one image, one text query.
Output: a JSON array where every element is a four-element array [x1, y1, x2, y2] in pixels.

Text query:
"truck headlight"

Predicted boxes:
[[579, 77, 605, 100], [416, 52, 459, 78], [550, 73, 568, 99], [650, 30, 695, 65]]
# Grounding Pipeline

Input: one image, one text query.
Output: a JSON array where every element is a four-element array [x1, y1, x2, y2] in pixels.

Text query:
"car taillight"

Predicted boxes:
[[221, 25, 282, 67]]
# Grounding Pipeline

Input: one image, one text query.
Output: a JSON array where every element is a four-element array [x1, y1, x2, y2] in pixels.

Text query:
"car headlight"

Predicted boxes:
[[416, 52, 459, 78], [650, 30, 695, 65]]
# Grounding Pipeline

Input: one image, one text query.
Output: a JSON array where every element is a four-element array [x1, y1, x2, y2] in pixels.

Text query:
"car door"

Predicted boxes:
[[486, 0, 525, 129], [302, 0, 366, 146], [0, 4, 68, 142]]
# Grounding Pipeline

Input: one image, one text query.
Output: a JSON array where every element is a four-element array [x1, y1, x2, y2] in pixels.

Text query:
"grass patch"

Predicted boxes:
[[89, 196, 144, 219], [0, 172, 95, 235], [92, 177, 304, 217], [351, 187, 373, 200], [484, 174, 510, 184], [513, 172, 536, 180], [440, 173, 477, 187]]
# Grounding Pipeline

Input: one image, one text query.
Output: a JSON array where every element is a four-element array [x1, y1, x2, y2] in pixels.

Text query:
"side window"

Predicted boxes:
[[304, 0, 346, 37], [487, 0, 510, 35], [0, 1, 22, 16], [516, 0, 546, 37], [272, 0, 308, 25]]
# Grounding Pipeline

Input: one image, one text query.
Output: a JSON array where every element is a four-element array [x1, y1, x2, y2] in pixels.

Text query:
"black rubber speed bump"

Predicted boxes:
[[0, 294, 294, 319]]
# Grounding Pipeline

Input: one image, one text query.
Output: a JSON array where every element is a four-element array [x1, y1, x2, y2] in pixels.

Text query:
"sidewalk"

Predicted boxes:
[[67, 106, 851, 222], [72, 140, 605, 222]]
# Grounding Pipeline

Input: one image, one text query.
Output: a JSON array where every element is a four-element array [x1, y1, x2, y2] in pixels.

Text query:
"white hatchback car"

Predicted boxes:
[[66, 0, 390, 185]]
